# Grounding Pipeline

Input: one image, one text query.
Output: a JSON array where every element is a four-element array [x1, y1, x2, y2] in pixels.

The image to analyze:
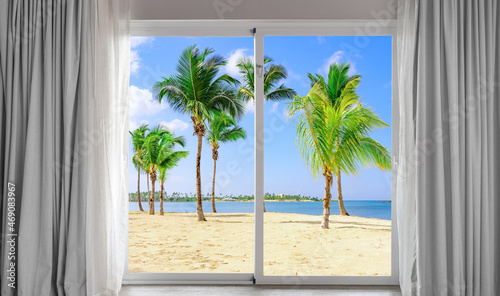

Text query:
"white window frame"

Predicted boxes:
[[124, 19, 398, 286]]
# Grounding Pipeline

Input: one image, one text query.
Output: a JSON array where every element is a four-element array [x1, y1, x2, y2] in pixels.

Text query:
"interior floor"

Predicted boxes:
[[120, 285, 402, 296]]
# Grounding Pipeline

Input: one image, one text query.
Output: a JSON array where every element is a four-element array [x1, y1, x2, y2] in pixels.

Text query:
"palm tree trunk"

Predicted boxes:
[[321, 173, 332, 229], [137, 169, 144, 211], [160, 181, 165, 215], [337, 170, 349, 216], [211, 156, 217, 213], [196, 133, 207, 221], [263, 201, 266, 212], [146, 172, 150, 212], [149, 173, 156, 215]]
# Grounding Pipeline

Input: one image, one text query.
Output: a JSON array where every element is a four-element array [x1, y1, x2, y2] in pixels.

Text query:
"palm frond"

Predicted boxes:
[[153, 45, 244, 125], [206, 111, 246, 146], [289, 62, 391, 181], [266, 84, 297, 101], [237, 55, 296, 103]]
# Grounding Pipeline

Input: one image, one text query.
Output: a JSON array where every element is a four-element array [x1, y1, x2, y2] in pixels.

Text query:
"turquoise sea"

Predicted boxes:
[[129, 200, 391, 220]]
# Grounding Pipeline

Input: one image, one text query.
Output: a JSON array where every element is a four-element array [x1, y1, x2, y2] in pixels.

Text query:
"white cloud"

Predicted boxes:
[[130, 37, 154, 49], [129, 119, 149, 132], [130, 50, 140, 74], [317, 36, 326, 44], [129, 85, 167, 118], [245, 100, 275, 114], [129, 38, 154, 74], [245, 100, 255, 113], [320, 50, 357, 76], [225, 48, 252, 78], [322, 50, 344, 72], [160, 119, 189, 133], [270, 102, 279, 114]]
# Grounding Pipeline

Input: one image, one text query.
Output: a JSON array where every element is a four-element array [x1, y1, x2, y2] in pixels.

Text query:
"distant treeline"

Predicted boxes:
[[128, 191, 322, 202]]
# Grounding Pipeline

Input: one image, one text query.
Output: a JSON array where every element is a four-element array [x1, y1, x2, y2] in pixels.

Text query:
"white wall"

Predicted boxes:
[[131, 0, 398, 20]]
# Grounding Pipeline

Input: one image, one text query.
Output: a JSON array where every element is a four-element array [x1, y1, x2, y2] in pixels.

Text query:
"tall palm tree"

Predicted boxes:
[[237, 56, 296, 212], [237, 56, 297, 102], [287, 63, 391, 228], [142, 126, 188, 215], [153, 45, 245, 221], [130, 125, 149, 212], [158, 146, 189, 215], [206, 112, 246, 213]]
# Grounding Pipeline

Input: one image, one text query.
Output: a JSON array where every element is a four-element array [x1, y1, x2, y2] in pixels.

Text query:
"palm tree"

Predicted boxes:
[[237, 56, 297, 102], [153, 45, 245, 221], [158, 146, 189, 215], [287, 63, 391, 228], [206, 112, 246, 213], [130, 125, 149, 212], [237, 56, 296, 212], [142, 126, 188, 215]]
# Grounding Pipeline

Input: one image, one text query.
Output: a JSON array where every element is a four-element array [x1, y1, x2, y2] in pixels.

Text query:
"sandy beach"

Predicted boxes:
[[129, 212, 391, 276]]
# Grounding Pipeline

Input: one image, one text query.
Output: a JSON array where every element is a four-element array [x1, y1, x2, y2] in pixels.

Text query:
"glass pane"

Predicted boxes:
[[128, 36, 254, 273], [263, 35, 392, 276]]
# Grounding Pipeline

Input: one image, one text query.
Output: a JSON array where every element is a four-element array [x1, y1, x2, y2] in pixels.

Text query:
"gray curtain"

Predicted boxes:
[[397, 0, 500, 295], [1, 1, 86, 295]]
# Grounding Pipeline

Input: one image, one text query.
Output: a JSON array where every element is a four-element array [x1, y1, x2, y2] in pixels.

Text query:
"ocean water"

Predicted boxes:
[[129, 200, 391, 220]]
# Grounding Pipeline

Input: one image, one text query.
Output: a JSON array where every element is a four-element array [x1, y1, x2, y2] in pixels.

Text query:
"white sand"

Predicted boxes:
[[129, 212, 391, 276]]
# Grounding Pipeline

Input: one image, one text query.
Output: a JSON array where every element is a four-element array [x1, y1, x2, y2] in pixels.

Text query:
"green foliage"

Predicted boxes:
[[153, 45, 245, 126], [130, 124, 150, 174], [128, 192, 321, 202], [206, 112, 246, 151], [130, 124, 189, 207], [237, 56, 297, 102], [287, 62, 391, 180], [140, 126, 189, 180]]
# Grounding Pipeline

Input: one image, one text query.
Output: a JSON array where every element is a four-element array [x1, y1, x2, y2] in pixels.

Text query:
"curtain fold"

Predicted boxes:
[[0, 0, 129, 295], [85, 0, 130, 295], [397, 0, 500, 295]]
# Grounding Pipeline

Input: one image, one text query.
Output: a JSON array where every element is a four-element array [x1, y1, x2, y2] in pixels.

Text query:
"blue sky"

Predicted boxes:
[[129, 36, 392, 200]]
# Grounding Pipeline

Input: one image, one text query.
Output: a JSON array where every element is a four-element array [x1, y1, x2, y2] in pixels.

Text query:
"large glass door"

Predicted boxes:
[[254, 25, 398, 285], [125, 21, 398, 285], [125, 32, 256, 283], [260, 34, 393, 277]]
